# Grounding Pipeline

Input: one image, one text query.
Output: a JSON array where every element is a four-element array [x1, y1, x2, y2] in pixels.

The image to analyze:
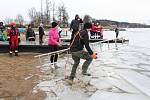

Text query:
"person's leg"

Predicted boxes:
[[49, 45, 59, 68], [50, 55, 54, 63], [41, 34, 43, 43], [39, 34, 41, 44], [77, 51, 93, 75], [53, 45, 58, 62], [39, 34, 43, 44], [9, 38, 13, 55], [14, 37, 19, 56], [11, 37, 15, 52], [51, 45, 60, 68], [70, 52, 80, 80], [116, 32, 119, 38], [49, 45, 55, 63]]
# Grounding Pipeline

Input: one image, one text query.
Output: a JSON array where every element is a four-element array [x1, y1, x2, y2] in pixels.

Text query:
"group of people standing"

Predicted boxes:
[[5, 23, 45, 56], [6, 14, 98, 84], [48, 14, 98, 82], [26, 23, 45, 44], [3, 14, 119, 84], [0, 20, 62, 58]]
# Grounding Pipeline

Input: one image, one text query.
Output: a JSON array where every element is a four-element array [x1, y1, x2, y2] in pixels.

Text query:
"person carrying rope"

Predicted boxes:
[[67, 22, 97, 84]]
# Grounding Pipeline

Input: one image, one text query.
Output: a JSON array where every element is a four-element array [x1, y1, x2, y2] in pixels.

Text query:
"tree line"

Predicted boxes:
[[3, 1, 69, 28]]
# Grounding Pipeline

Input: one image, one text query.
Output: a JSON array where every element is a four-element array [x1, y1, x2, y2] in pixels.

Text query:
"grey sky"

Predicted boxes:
[[0, 0, 150, 24]]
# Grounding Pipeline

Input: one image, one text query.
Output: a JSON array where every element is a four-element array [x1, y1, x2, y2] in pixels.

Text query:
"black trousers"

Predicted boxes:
[[39, 34, 44, 44], [49, 45, 58, 63]]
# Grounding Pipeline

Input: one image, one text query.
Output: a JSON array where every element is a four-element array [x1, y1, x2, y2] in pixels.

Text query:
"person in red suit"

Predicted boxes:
[[7, 22, 20, 56]]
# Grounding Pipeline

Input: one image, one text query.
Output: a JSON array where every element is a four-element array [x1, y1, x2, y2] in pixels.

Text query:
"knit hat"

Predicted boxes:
[[52, 22, 58, 28]]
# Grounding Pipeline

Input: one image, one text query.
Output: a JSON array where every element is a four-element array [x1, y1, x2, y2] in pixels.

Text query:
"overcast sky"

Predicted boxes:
[[0, 0, 150, 24]]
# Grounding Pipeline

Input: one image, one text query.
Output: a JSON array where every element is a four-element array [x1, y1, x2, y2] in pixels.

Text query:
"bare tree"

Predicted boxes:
[[4, 17, 14, 25], [57, 4, 69, 27], [28, 8, 38, 23], [44, 0, 51, 24], [28, 8, 41, 27], [52, 2, 56, 22], [27, 1, 69, 27], [15, 14, 24, 25]]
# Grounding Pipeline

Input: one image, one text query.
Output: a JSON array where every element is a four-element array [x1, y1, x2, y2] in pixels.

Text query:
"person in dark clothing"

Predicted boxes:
[[70, 14, 83, 35], [26, 24, 35, 41], [0, 22, 5, 33], [0, 22, 5, 41], [67, 22, 97, 84], [115, 27, 119, 38], [39, 23, 45, 45]]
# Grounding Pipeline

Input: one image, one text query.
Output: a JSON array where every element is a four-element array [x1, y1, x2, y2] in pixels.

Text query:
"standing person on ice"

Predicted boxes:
[[70, 14, 83, 36], [48, 22, 62, 68], [115, 27, 119, 39], [67, 22, 97, 84], [38, 23, 45, 45], [7, 22, 20, 56]]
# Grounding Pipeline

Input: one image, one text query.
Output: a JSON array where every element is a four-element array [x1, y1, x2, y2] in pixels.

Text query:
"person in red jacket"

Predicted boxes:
[[7, 22, 20, 56], [90, 23, 97, 39], [97, 24, 103, 39]]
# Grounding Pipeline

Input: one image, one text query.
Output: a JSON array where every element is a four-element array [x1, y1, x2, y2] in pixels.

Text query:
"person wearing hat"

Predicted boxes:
[[48, 22, 61, 68], [7, 22, 20, 56], [70, 14, 83, 36], [66, 22, 97, 84]]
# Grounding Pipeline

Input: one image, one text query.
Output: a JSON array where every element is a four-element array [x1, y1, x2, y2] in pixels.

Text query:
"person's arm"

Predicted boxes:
[[70, 20, 73, 30], [82, 31, 93, 55]]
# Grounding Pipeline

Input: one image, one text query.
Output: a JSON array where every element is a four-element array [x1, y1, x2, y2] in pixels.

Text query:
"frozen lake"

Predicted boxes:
[[33, 28, 150, 100]]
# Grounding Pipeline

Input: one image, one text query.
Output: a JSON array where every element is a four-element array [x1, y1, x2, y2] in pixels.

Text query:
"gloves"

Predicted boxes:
[[91, 52, 97, 59]]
